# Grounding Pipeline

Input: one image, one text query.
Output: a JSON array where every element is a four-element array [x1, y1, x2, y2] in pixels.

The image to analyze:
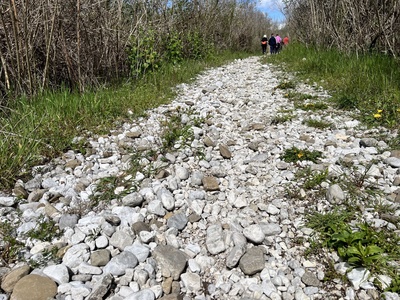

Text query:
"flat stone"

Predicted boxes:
[[167, 213, 188, 231], [110, 230, 134, 250], [86, 273, 114, 300], [326, 184, 345, 204], [181, 272, 201, 293], [125, 289, 155, 300], [42, 264, 70, 284], [0, 196, 16, 207], [1, 265, 30, 293], [301, 271, 321, 287], [90, 249, 111, 266], [206, 224, 226, 255], [219, 144, 232, 159], [152, 245, 188, 280], [226, 246, 245, 268], [10, 274, 57, 300], [103, 251, 138, 276], [202, 176, 220, 191], [239, 247, 265, 275], [385, 157, 400, 168], [122, 192, 144, 207], [132, 221, 151, 235], [243, 224, 265, 244]]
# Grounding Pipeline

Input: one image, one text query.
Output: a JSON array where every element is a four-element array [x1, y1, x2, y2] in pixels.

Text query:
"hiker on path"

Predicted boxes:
[[261, 35, 268, 55], [283, 36, 289, 46], [268, 34, 276, 54], [275, 34, 282, 53]]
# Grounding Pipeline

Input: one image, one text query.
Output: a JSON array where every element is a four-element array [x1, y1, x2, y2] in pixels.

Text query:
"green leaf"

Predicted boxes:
[[347, 245, 362, 256], [365, 245, 384, 255]]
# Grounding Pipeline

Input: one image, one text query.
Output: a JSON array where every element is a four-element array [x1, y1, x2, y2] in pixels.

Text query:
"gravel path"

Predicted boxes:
[[1, 56, 399, 300]]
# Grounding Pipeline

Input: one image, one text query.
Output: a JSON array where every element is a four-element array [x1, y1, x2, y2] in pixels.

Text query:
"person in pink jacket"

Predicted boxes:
[[275, 34, 282, 53]]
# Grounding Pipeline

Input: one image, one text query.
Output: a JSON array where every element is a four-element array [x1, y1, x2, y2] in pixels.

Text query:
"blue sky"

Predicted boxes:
[[256, 0, 286, 24]]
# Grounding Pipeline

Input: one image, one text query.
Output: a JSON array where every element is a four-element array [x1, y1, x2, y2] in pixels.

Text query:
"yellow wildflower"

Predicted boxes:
[[297, 152, 304, 158], [374, 113, 382, 118], [377, 109, 383, 113]]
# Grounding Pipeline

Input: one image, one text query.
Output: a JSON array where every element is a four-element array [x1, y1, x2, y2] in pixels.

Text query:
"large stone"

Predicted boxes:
[[159, 294, 184, 300], [90, 249, 111, 266], [10, 274, 57, 300], [226, 246, 245, 268], [0, 196, 16, 207], [219, 144, 232, 159], [202, 176, 220, 191], [206, 224, 226, 255], [110, 230, 134, 250], [42, 264, 70, 284], [243, 224, 265, 244], [157, 188, 175, 211], [167, 213, 188, 231], [1, 265, 30, 293], [326, 184, 345, 204], [181, 272, 202, 293], [122, 192, 144, 207], [301, 271, 321, 287], [125, 289, 155, 300], [62, 243, 90, 269], [86, 273, 114, 300], [103, 251, 138, 276], [239, 247, 265, 275], [152, 245, 188, 280]]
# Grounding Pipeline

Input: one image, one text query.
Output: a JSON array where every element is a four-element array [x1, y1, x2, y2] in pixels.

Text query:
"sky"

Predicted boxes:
[[256, 0, 286, 24]]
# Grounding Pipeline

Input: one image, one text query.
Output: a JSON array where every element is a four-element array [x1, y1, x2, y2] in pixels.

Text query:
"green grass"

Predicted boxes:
[[265, 43, 400, 129], [0, 51, 251, 191], [303, 118, 332, 129]]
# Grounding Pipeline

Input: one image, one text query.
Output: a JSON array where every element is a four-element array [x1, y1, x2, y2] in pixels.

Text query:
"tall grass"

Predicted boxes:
[[0, 51, 251, 191], [265, 43, 400, 129]]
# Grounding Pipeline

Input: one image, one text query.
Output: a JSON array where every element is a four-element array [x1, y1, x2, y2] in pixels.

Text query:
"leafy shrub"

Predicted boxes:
[[166, 31, 184, 64], [128, 29, 161, 77]]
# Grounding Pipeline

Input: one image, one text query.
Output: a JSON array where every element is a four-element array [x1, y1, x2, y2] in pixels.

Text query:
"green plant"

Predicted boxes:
[[296, 101, 328, 111], [28, 246, 61, 268], [303, 118, 332, 129], [344, 242, 385, 269], [25, 215, 63, 242], [284, 91, 317, 102], [161, 111, 194, 151], [0, 220, 24, 263], [386, 274, 400, 293], [271, 113, 294, 124], [281, 147, 323, 163], [306, 209, 400, 277], [184, 31, 213, 60], [296, 167, 329, 190], [275, 80, 296, 90], [128, 28, 162, 77], [166, 31, 184, 65], [90, 176, 122, 207]]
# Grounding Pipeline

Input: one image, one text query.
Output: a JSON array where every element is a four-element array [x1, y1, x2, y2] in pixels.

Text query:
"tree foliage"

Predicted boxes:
[[0, 0, 272, 102], [283, 0, 400, 56]]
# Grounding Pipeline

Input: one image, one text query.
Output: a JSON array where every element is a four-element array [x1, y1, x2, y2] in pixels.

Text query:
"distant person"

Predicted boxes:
[[283, 36, 289, 46], [268, 34, 276, 54], [275, 34, 282, 53], [261, 35, 268, 54]]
